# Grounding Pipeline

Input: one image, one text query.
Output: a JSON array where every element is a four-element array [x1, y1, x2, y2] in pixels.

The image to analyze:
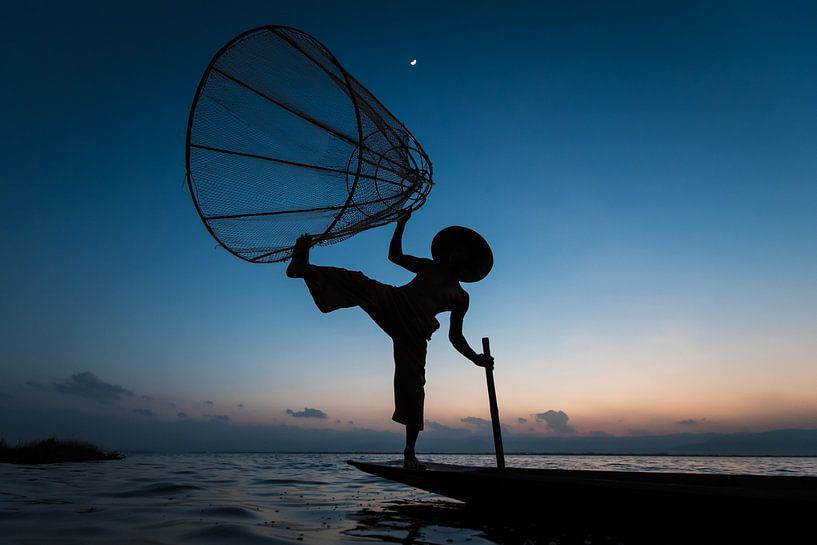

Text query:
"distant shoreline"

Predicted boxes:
[[0, 437, 124, 464]]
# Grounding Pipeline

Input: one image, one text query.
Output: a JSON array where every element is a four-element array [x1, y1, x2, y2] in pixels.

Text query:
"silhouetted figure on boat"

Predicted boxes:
[[287, 209, 494, 469]]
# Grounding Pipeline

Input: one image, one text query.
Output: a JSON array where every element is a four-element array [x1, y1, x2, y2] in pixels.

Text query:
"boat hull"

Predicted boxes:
[[348, 460, 817, 538]]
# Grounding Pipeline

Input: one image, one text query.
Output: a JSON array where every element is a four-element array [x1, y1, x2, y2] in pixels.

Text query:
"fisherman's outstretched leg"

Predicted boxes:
[[287, 234, 314, 278]]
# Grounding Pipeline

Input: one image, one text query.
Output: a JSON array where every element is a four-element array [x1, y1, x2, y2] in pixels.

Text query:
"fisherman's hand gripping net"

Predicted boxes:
[[186, 26, 433, 263]]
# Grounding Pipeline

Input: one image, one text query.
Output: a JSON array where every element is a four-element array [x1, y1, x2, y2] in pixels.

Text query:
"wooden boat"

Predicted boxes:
[[348, 460, 817, 538]]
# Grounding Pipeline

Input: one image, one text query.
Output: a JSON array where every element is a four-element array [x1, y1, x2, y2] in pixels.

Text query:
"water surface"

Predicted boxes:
[[2, 453, 815, 544]]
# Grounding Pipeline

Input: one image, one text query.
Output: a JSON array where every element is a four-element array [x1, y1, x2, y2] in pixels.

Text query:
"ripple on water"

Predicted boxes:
[[185, 523, 295, 544], [195, 506, 264, 520], [252, 478, 328, 486], [105, 483, 204, 498]]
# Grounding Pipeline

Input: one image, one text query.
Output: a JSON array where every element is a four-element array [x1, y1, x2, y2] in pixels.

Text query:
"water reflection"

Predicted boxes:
[[345, 499, 625, 545]]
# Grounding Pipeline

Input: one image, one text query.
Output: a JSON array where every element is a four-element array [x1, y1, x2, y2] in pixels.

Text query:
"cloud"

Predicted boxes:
[[208, 415, 230, 423], [676, 419, 704, 426], [140, 395, 153, 401], [534, 410, 576, 434], [134, 408, 156, 417], [461, 416, 491, 430], [424, 420, 478, 436], [424, 420, 451, 432], [627, 428, 652, 436], [26, 381, 47, 390], [204, 400, 214, 406], [517, 417, 528, 424], [169, 402, 177, 408], [286, 408, 327, 419], [177, 412, 189, 419], [53, 372, 133, 404]]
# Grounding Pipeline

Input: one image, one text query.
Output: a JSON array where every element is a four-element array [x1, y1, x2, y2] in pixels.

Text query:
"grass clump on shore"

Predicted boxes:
[[0, 437, 124, 464]]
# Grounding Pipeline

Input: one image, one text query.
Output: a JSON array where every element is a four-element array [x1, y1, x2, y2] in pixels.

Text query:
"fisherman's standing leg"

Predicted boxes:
[[404, 426, 423, 469], [391, 337, 427, 469]]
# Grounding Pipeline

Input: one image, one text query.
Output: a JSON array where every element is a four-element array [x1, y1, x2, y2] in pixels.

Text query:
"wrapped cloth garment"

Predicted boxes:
[[305, 266, 440, 430]]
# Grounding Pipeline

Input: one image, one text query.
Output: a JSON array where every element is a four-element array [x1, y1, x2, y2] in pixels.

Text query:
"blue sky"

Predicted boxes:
[[1, 1, 816, 448]]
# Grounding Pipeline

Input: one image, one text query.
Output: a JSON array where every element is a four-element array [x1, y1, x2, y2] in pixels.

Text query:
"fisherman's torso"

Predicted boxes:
[[399, 264, 466, 316]]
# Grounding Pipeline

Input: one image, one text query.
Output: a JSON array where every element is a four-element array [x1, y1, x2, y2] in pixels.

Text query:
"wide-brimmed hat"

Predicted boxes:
[[431, 226, 493, 283]]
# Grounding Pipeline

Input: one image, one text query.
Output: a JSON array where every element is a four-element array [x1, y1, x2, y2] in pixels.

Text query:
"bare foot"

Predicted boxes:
[[403, 453, 427, 470], [286, 234, 312, 278]]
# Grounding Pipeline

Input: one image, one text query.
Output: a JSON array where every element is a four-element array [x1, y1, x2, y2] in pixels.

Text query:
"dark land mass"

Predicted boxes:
[[0, 437, 124, 464]]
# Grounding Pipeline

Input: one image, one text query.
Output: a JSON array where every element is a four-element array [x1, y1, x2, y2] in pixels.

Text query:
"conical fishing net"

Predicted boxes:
[[186, 26, 433, 263]]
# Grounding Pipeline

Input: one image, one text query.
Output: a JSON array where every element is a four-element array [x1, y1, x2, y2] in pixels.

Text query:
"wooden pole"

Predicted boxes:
[[482, 337, 505, 469]]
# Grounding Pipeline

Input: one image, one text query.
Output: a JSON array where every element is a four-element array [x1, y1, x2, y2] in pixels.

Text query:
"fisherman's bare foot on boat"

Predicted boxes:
[[403, 453, 426, 470], [287, 234, 313, 278]]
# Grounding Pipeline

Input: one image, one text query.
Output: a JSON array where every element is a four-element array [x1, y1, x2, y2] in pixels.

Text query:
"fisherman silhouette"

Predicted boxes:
[[287, 209, 494, 469]]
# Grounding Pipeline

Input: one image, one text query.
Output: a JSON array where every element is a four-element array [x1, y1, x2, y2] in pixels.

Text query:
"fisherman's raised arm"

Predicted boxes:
[[388, 209, 430, 273], [449, 291, 494, 368]]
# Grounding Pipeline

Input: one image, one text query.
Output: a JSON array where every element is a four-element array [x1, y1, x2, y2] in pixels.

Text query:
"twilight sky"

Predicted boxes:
[[1, 1, 816, 448]]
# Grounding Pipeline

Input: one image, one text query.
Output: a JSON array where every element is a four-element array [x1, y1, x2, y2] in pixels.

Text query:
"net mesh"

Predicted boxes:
[[186, 26, 433, 263]]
